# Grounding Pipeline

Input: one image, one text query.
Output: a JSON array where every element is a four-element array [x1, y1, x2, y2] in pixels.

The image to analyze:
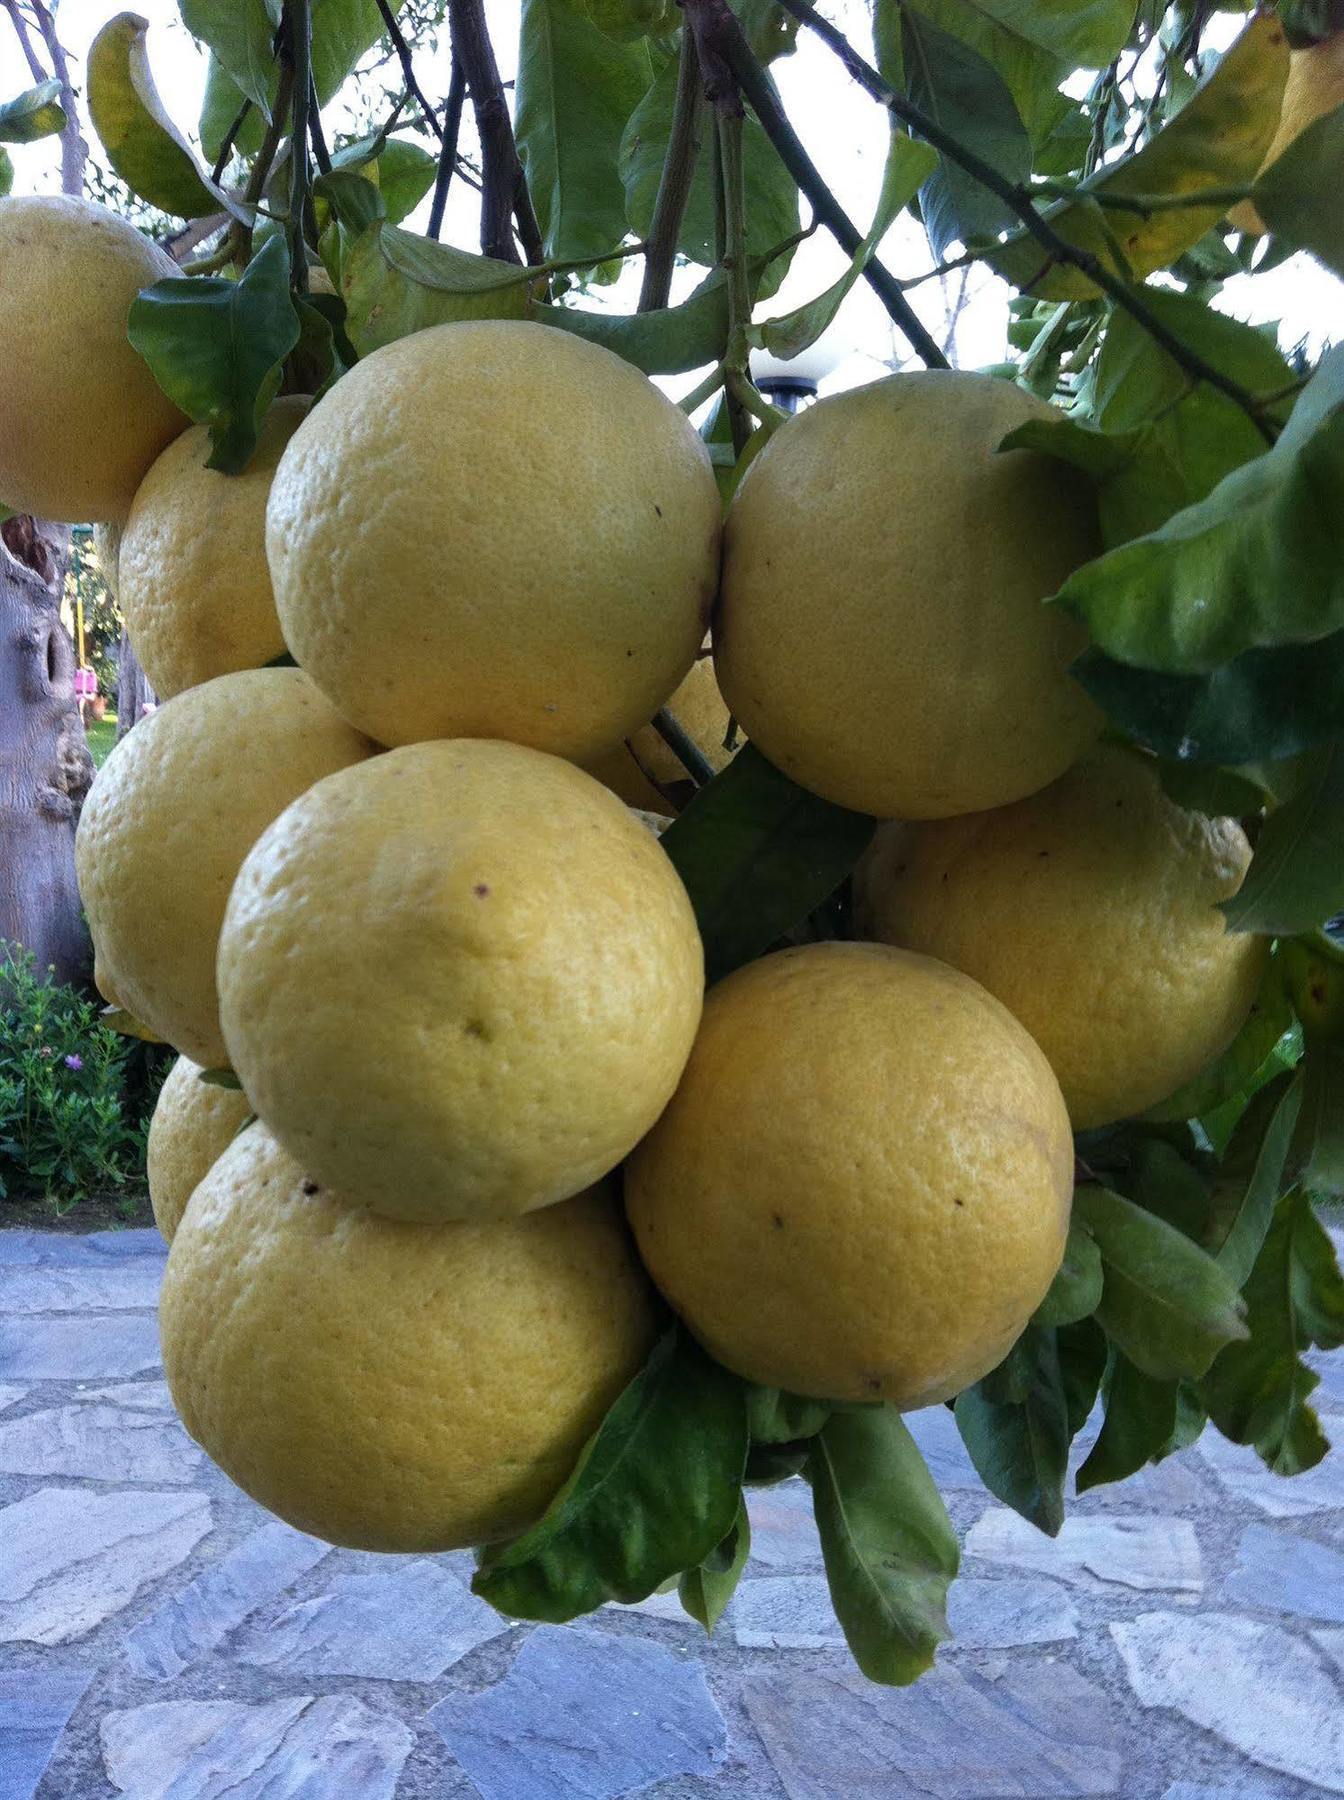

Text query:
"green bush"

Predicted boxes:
[[0, 950, 160, 1205]]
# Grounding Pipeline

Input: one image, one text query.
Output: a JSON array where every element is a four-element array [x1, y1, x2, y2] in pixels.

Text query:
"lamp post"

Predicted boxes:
[[749, 339, 848, 414]]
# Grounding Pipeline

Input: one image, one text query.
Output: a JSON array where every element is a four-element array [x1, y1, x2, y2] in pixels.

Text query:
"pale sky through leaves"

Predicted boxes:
[[5, 0, 1337, 398]]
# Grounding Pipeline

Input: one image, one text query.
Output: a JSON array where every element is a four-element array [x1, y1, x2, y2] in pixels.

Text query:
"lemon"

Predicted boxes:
[[714, 371, 1102, 819], [266, 319, 720, 758], [146, 1056, 252, 1243], [585, 654, 737, 811], [118, 399, 308, 697], [1229, 33, 1344, 234], [857, 746, 1267, 1129], [0, 196, 185, 522], [217, 738, 704, 1223], [160, 1124, 656, 1551], [625, 941, 1072, 1407], [75, 668, 375, 1066]]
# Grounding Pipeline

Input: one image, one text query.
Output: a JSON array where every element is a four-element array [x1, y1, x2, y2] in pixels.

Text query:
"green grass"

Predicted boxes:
[[86, 716, 117, 767]]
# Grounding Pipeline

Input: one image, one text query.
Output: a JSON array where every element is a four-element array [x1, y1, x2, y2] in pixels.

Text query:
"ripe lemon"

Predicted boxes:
[[118, 399, 308, 697], [1229, 33, 1344, 234], [75, 668, 374, 1067], [625, 942, 1072, 1407], [217, 739, 704, 1223], [160, 1124, 656, 1551], [146, 1056, 252, 1243], [266, 319, 720, 758], [0, 196, 185, 522], [585, 654, 737, 811], [856, 746, 1267, 1129], [714, 371, 1102, 819]]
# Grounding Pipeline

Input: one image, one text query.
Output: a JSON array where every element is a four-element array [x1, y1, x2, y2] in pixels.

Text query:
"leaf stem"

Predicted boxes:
[[448, 0, 545, 265], [285, 0, 314, 293], [428, 53, 468, 240], [652, 708, 717, 786], [639, 29, 705, 313], [307, 76, 332, 176], [715, 107, 755, 454], [210, 96, 254, 183], [775, 0, 1274, 440], [228, 65, 292, 267], [1031, 180, 1254, 217]]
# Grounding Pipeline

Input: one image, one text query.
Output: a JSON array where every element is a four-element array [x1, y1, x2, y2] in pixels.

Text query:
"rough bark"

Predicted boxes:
[[114, 627, 154, 742], [0, 516, 95, 983]]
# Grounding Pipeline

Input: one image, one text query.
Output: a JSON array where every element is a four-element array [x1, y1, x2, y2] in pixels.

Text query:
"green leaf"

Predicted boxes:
[[340, 222, 532, 357], [998, 414, 1179, 547], [1151, 757, 1271, 819], [1058, 1317, 1110, 1439], [884, 0, 1065, 151], [620, 45, 799, 295], [954, 1325, 1071, 1535], [1144, 956, 1294, 1124], [1223, 743, 1344, 937], [992, 16, 1290, 298], [1074, 1185, 1248, 1380], [100, 1004, 165, 1042], [1254, 101, 1344, 277], [516, 0, 654, 261], [958, 0, 1138, 65], [745, 1442, 810, 1485], [1092, 290, 1294, 437], [197, 1066, 243, 1090], [1032, 1218, 1103, 1329], [368, 139, 437, 225], [1073, 630, 1344, 765], [659, 745, 875, 986], [749, 131, 935, 361], [88, 13, 245, 221], [901, 8, 1031, 258], [678, 1500, 750, 1633], [731, 0, 799, 64], [1077, 1353, 1179, 1492], [0, 148, 11, 198], [0, 78, 66, 144], [127, 234, 300, 474], [1206, 1069, 1304, 1276], [183, 0, 393, 118], [199, 54, 265, 165], [746, 1386, 832, 1445], [1200, 1188, 1344, 1474], [533, 271, 731, 374], [1282, 930, 1344, 1040], [474, 1328, 747, 1621], [1055, 347, 1344, 674], [1295, 1044, 1344, 1200], [316, 168, 385, 235], [809, 1408, 958, 1686]]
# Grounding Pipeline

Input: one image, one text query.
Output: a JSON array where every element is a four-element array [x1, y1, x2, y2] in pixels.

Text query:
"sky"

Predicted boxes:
[[5, 0, 1339, 398]]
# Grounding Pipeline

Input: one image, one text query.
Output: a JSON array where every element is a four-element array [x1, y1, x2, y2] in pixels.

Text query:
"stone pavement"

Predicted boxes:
[[0, 1226, 1342, 1800]]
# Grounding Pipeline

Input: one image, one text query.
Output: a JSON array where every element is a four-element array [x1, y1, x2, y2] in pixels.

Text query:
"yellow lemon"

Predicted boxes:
[[1230, 33, 1344, 234], [584, 654, 737, 811], [146, 1056, 252, 1243], [625, 942, 1072, 1407], [75, 668, 375, 1066], [856, 745, 1267, 1129], [217, 739, 704, 1222], [266, 319, 721, 758], [160, 1124, 656, 1551], [714, 371, 1102, 819], [118, 399, 308, 697], [0, 196, 185, 522]]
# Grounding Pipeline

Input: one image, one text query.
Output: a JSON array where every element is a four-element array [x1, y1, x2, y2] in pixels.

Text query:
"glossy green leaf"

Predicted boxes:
[[474, 1328, 747, 1621], [678, 1501, 750, 1633], [749, 132, 935, 360], [1076, 1353, 1179, 1492], [881, 0, 1072, 150], [329, 132, 438, 224], [88, 13, 244, 220], [1223, 743, 1344, 936], [1033, 1218, 1103, 1329], [316, 168, 385, 235], [746, 1387, 833, 1445], [340, 222, 532, 356], [1056, 347, 1344, 674], [1254, 100, 1344, 277], [809, 1408, 958, 1685], [993, 16, 1289, 298], [1205, 1069, 1303, 1271], [902, 7, 1031, 258], [659, 745, 875, 986], [198, 54, 265, 165], [1093, 290, 1294, 435], [998, 414, 1177, 547], [958, 0, 1138, 65], [516, 0, 654, 261], [1114, 1132, 1215, 1241], [1151, 758, 1271, 819], [127, 234, 300, 474], [1144, 957, 1294, 1124], [620, 47, 799, 295], [1074, 1185, 1248, 1380], [0, 79, 66, 145], [1073, 630, 1344, 765], [954, 1325, 1071, 1535], [183, 0, 393, 118], [1295, 1044, 1344, 1200], [1059, 1317, 1110, 1438], [1200, 1188, 1344, 1474], [533, 270, 731, 374]]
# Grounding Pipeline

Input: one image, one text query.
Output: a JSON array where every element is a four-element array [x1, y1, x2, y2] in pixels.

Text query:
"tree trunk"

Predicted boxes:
[[0, 516, 95, 985], [115, 626, 154, 742]]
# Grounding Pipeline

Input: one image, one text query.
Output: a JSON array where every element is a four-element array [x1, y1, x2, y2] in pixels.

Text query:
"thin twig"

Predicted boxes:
[[652, 709, 716, 786], [373, 0, 446, 143], [307, 76, 332, 175], [682, 0, 949, 371], [284, 0, 313, 291], [776, 0, 1275, 440], [26, 1, 88, 195], [228, 66, 292, 264], [716, 107, 754, 454], [428, 53, 467, 239], [639, 30, 704, 312], [3, 1, 48, 86], [449, 0, 544, 264], [210, 96, 254, 183]]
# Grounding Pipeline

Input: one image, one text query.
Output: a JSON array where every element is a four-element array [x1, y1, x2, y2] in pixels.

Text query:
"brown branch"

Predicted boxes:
[[776, 0, 1275, 440], [681, 0, 950, 371], [449, 0, 544, 264], [373, 0, 448, 144], [638, 29, 704, 312], [210, 96, 254, 182], [428, 53, 467, 239], [2, 1, 46, 83], [25, 1, 88, 195]]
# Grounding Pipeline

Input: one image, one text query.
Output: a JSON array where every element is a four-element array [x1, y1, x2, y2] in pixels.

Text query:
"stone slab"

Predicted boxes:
[[0, 1667, 91, 1800], [0, 1230, 164, 1267], [732, 1577, 841, 1650], [0, 1388, 23, 1416], [0, 1315, 160, 1382], [906, 1405, 985, 1490], [966, 1509, 1202, 1592], [1224, 1522, 1344, 1623], [0, 1405, 201, 1484], [84, 1382, 173, 1412], [947, 1577, 1078, 1649], [0, 1262, 163, 1313], [746, 1481, 822, 1571], [1198, 1428, 1344, 1518]]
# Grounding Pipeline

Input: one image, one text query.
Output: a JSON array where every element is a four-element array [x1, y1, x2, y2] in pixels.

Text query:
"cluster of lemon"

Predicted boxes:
[[1, 193, 1263, 1559]]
